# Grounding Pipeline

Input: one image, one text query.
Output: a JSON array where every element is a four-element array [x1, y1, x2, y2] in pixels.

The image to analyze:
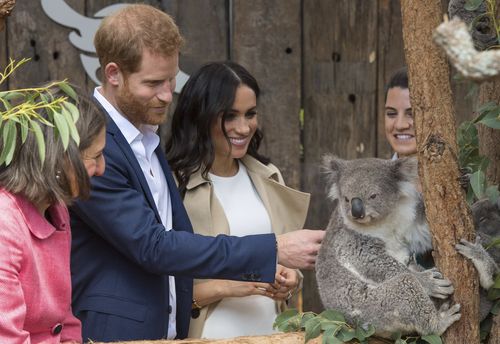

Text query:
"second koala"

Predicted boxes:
[[316, 156, 461, 337]]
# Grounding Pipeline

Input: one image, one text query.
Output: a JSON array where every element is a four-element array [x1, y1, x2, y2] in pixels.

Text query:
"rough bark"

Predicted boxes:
[[90, 332, 390, 344], [0, 0, 15, 31], [400, 1, 480, 343]]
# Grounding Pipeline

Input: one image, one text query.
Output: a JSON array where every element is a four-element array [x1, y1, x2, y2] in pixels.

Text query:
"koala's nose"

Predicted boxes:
[[351, 198, 365, 219]]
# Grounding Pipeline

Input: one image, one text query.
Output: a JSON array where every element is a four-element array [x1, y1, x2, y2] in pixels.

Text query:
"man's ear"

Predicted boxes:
[[104, 62, 121, 86]]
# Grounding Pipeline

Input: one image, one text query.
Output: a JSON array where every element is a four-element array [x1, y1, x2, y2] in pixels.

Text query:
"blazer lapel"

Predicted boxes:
[[99, 106, 162, 223]]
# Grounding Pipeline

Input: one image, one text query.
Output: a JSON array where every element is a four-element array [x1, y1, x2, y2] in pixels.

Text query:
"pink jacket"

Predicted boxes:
[[0, 188, 82, 343]]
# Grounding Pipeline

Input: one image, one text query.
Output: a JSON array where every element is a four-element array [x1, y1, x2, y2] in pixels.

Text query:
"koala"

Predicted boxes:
[[456, 198, 500, 320], [316, 156, 461, 337]]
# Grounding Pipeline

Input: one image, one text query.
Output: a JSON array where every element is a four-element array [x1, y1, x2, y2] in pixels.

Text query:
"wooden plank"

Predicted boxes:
[[376, 0, 405, 159], [232, 0, 302, 189], [302, 0, 379, 313], [5, 0, 84, 89], [160, 0, 228, 144]]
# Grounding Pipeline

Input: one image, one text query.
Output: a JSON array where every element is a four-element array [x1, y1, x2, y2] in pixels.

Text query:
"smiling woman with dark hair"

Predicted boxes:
[[0, 87, 106, 344], [166, 61, 310, 339]]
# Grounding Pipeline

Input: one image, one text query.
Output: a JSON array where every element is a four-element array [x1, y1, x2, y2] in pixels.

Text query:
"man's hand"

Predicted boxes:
[[276, 229, 324, 270]]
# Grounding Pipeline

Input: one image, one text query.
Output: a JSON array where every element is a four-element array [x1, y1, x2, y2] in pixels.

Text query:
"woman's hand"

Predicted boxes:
[[269, 264, 300, 301]]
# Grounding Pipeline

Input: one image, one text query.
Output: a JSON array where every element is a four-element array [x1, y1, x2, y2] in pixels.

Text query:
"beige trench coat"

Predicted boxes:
[[182, 155, 310, 338]]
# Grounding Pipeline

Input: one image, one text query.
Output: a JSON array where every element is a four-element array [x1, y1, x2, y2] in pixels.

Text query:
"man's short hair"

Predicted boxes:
[[94, 4, 184, 78]]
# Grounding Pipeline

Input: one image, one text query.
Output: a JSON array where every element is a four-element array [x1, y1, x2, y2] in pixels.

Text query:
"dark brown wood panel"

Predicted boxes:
[[6, 0, 84, 89], [302, 0, 379, 313], [232, 0, 302, 188], [376, 0, 406, 159]]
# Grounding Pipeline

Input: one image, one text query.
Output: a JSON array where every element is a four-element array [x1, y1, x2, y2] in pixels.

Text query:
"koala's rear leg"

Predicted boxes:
[[364, 273, 461, 336]]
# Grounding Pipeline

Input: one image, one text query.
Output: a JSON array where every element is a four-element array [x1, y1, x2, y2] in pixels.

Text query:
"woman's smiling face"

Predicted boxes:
[[384, 87, 416, 157], [211, 85, 258, 165]]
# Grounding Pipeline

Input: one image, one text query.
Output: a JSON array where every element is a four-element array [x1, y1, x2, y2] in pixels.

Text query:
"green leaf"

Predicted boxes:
[[487, 284, 500, 300], [479, 116, 500, 129], [486, 237, 500, 250], [322, 328, 343, 344], [337, 327, 356, 341], [274, 309, 299, 328], [395, 339, 406, 344], [364, 324, 375, 337], [300, 312, 317, 328], [486, 185, 499, 204], [58, 81, 78, 102], [61, 104, 80, 145], [0, 120, 17, 166], [30, 120, 46, 165], [63, 101, 80, 122], [421, 334, 443, 344], [19, 116, 28, 143], [321, 321, 340, 332], [475, 101, 497, 120], [304, 317, 322, 343], [53, 111, 70, 149], [319, 310, 345, 322], [491, 300, 500, 315], [0, 90, 24, 101], [470, 170, 486, 199], [466, 0, 484, 11], [391, 331, 403, 340]]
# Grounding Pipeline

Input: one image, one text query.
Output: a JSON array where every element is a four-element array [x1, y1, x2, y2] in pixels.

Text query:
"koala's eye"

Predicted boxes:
[[369, 194, 377, 199], [344, 197, 349, 203]]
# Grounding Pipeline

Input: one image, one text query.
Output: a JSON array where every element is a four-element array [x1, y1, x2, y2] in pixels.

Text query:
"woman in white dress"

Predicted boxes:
[[166, 62, 310, 339]]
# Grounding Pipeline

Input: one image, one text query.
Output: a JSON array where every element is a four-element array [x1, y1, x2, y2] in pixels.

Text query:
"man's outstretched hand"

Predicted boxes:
[[276, 229, 324, 270]]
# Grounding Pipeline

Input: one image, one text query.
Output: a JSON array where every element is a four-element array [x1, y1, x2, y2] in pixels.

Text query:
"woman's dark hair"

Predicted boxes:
[[385, 67, 408, 101], [166, 61, 269, 196]]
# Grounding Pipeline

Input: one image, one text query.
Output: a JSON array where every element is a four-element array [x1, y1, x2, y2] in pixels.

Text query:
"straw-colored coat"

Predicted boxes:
[[181, 155, 310, 338]]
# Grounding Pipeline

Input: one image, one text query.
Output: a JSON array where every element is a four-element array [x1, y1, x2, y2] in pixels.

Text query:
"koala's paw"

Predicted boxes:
[[455, 237, 485, 260], [434, 303, 461, 335], [416, 268, 454, 299], [456, 237, 498, 289]]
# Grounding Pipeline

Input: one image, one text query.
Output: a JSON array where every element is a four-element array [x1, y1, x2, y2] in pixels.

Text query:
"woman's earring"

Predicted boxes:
[[56, 170, 62, 180]]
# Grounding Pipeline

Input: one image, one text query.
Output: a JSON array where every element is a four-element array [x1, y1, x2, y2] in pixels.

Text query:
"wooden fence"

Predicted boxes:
[[0, 0, 475, 313]]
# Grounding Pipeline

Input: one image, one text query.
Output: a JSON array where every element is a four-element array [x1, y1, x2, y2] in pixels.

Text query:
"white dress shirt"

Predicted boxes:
[[94, 88, 177, 339]]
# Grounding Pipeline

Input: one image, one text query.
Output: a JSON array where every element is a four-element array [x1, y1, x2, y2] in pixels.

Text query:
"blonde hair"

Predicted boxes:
[[94, 4, 184, 78]]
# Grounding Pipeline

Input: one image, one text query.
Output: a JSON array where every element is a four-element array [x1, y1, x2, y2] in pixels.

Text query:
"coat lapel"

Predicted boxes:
[[102, 110, 162, 223]]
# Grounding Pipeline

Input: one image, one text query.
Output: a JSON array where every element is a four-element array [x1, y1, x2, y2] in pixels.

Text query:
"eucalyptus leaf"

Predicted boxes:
[[485, 185, 499, 203], [61, 105, 80, 145], [300, 312, 316, 328], [475, 101, 496, 117], [420, 334, 443, 344], [30, 121, 46, 165], [319, 309, 345, 322], [487, 284, 500, 300], [486, 237, 500, 250], [470, 170, 486, 199], [273, 309, 299, 329], [53, 111, 70, 149], [4, 121, 17, 165], [0, 91, 24, 101], [491, 300, 500, 315], [322, 328, 343, 344], [304, 317, 322, 343], [320, 321, 340, 332], [58, 81, 78, 102], [63, 101, 80, 122], [337, 327, 356, 341], [479, 116, 500, 129], [19, 117, 28, 143]]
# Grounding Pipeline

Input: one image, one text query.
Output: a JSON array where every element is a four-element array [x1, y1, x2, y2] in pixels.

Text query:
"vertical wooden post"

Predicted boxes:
[[400, 1, 480, 342]]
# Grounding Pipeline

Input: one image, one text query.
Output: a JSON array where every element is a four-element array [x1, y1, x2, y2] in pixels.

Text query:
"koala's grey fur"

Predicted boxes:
[[316, 156, 461, 337], [456, 198, 500, 320]]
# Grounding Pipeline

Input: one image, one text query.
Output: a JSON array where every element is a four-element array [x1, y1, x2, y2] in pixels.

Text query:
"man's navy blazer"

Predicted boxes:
[[69, 110, 277, 342]]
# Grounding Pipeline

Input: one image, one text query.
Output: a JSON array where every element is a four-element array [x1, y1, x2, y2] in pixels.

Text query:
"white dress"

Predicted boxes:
[[201, 162, 278, 339]]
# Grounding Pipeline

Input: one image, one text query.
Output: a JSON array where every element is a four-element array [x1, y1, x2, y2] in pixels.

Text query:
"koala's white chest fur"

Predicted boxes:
[[344, 188, 431, 265]]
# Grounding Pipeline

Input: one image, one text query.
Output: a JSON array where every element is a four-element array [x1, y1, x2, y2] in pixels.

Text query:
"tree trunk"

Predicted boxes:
[[0, 0, 15, 31], [400, 1, 480, 343]]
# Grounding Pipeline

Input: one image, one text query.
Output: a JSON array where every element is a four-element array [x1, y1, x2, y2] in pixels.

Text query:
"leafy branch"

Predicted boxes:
[[273, 309, 442, 344], [0, 58, 80, 166]]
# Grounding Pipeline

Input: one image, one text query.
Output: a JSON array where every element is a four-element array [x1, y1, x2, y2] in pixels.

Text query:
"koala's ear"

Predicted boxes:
[[322, 155, 345, 200], [393, 157, 418, 182]]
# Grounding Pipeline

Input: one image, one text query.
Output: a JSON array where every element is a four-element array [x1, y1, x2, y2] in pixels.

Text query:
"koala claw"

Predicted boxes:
[[417, 268, 455, 299], [435, 303, 461, 335]]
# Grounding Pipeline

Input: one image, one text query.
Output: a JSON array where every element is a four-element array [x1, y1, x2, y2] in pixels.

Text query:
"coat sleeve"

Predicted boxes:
[[0, 216, 31, 343], [71, 141, 277, 282]]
